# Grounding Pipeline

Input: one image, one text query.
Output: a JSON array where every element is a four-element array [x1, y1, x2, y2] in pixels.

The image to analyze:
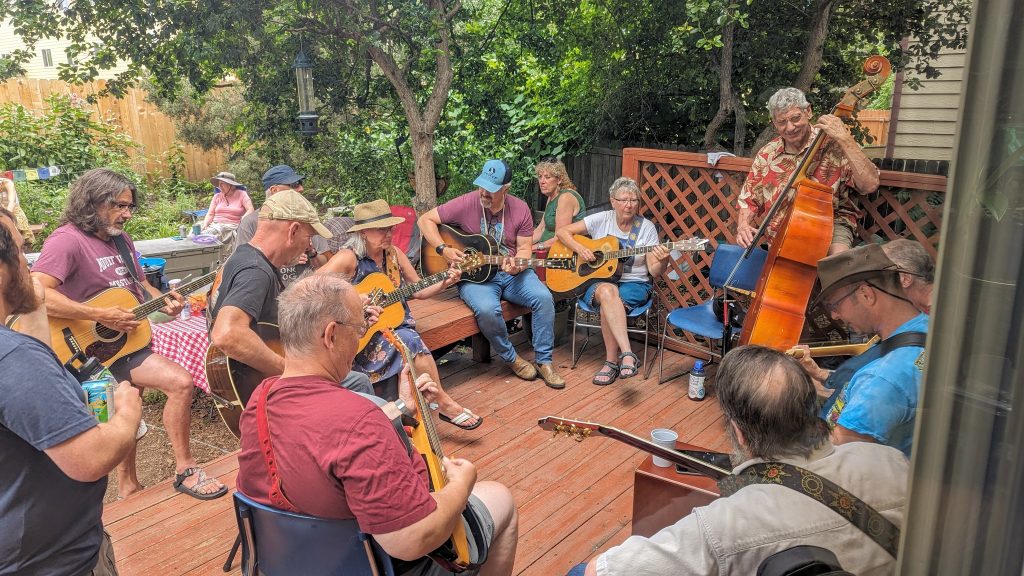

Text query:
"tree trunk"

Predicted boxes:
[[409, 131, 437, 214], [751, 0, 839, 152], [703, 21, 736, 151]]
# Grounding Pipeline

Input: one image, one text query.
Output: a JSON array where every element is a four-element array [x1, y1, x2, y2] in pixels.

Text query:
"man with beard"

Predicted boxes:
[[574, 345, 908, 575], [31, 168, 227, 501], [791, 243, 928, 457], [0, 207, 142, 575]]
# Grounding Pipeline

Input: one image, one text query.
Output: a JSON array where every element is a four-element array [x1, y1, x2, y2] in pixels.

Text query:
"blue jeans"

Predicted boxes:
[[457, 269, 555, 364], [566, 563, 588, 576]]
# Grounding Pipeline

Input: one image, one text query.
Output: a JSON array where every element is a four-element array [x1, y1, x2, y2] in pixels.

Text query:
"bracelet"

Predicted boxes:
[[435, 243, 447, 256], [393, 399, 414, 418]]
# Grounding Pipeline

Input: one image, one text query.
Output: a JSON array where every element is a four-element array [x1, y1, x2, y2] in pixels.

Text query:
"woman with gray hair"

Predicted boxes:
[[735, 86, 880, 255], [319, 199, 483, 430], [882, 238, 935, 314]]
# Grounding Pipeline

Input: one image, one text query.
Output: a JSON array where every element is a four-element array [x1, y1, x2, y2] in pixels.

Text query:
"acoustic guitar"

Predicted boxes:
[[420, 224, 571, 284], [544, 235, 710, 293], [382, 329, 479, 573], [8, 270, 217, 368], [537, 416, 731, 480], [204, 322, 282, 438]]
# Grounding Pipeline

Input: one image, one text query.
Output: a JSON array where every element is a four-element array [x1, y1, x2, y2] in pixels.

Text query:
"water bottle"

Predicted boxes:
[[688, 360, 706, 401], [180, 301, 191, 321]]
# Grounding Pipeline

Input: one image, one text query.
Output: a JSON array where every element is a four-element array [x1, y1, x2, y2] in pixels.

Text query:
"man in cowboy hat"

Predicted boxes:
[[418, 159, 565, 389], [791, 243, 928, 457], [210, 191, 373, 413], [235, 164, 331, 285]]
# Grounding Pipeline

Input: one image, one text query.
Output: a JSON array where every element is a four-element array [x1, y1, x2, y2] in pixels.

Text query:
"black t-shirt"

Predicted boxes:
[[211, 243, 284, 328], [0, 327, 105, 576]]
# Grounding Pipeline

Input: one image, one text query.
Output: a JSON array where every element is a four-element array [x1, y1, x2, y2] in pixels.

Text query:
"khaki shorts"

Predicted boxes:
[[401, 494, 495, 576], [91, 530, 118, 576], [831, 222, 856, 248]]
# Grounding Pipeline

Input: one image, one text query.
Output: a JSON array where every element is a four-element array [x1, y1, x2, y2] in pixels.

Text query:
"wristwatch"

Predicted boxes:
[[393, 399, 414, 418], [435, 243, 447, 256]]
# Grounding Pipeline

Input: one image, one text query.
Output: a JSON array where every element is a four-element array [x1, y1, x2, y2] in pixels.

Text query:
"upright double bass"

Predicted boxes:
[[734, 56, 891, 350]]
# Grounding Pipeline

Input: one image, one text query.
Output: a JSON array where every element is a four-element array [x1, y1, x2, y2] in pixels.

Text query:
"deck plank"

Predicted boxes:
[[102, 337, 725, 575]]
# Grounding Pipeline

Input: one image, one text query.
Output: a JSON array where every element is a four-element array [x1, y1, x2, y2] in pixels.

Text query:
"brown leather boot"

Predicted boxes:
[[506, 356, 538, 380], [537, 363, 566, 389]]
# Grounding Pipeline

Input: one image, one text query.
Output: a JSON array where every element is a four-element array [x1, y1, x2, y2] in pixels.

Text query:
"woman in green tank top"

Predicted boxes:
[[531, 158, 586, 250]]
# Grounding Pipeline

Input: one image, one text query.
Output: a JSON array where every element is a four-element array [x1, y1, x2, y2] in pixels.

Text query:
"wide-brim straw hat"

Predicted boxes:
[[811, 243, 904, 308], [211, 171, 244, 188], [347, 199, 406, 232]]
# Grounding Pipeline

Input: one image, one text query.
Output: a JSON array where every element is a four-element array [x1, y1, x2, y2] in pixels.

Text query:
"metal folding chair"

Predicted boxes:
[[571, 291, 659, 379]]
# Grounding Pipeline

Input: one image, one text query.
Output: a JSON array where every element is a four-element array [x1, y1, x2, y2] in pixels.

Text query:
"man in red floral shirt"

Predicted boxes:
[[736, 87, 880, 255]]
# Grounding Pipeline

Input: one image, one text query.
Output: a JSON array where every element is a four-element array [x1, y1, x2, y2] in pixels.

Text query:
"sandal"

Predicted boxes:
[[617, 352, 640, 379], [593, 361, 620, 386], [439, 408, 484, 431], [174, 467, 228, 501]]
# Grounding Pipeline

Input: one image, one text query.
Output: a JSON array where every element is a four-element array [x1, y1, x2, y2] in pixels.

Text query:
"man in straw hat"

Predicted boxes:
[[419, 159, 565, 389], [210, 190, 373, 421], [319, 199, 483, 430], [790, 243, 928, 457]]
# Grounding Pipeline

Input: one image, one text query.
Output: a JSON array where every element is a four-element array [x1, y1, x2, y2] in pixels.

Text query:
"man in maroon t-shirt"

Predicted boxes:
[[32, 168, 227, 501], [418, 159, 564, 389], [237, 274, 518, 575]]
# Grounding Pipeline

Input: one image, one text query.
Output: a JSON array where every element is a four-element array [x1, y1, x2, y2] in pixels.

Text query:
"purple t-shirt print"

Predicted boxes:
[[436, 191, 534, 254], [32, 223, 147, 303]]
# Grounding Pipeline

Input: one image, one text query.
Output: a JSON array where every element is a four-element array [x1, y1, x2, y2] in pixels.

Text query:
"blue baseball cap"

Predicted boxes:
[[473, 159, 512, 193], [261, 164, 304, 190]]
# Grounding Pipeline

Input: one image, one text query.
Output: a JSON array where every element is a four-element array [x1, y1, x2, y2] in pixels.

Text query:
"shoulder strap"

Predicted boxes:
[[112, 235, 142, 283], [879, 330, 927, 354], [254, 378, 299, 512], [717, 461, 900, 558]]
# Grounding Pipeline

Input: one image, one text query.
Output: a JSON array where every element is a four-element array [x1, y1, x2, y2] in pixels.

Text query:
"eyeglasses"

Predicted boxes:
[[112, 202, 137, 213], [333, 318, 369, 337], [612, 197, 640, 205], [825, 285, 861, 313]]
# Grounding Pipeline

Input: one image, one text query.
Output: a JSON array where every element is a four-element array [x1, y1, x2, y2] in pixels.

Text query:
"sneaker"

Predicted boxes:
[[537, 363, 566, 389], [506, 356, 538, 381], [136, 419, 149, 441]]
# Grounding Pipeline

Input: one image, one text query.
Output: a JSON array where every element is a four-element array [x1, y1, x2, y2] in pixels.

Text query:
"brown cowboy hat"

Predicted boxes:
[[812, 243, 905, 308], [346, 199, 406, 232]]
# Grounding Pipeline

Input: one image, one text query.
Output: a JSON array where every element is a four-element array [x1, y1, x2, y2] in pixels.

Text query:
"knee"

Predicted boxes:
[[166, 370, 193, 396], [594, 283, 620, 303], [475, 481, 517, 535]]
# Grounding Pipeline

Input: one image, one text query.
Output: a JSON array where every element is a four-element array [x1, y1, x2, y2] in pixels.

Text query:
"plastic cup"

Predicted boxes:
[[651, 428, 679, 467]]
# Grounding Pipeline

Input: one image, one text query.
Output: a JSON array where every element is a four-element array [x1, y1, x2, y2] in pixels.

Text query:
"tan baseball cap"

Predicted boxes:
[[259, 190, 333, 238]]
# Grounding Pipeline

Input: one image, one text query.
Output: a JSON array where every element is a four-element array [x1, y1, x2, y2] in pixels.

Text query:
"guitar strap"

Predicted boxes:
[[820, 330, 927, 420], [717, 461, 900, 558], [254, 377, 299, 512], [383, 247, 403, 289], [621, 216, 643, 272], [112, 235, 151, 302]]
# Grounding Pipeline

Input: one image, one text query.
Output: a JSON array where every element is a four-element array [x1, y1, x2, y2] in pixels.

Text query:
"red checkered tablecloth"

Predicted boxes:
[[150, 315, 211, 393]]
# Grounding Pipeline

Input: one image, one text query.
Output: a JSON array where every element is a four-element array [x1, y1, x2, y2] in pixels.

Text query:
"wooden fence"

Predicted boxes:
[[620, 147, 946, 314], [0, 78, 224, 181]]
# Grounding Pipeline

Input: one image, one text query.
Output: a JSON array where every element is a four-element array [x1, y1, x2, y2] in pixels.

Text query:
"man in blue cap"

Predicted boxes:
[[419, 159, 565, 388], [235, 164, 330, 284]]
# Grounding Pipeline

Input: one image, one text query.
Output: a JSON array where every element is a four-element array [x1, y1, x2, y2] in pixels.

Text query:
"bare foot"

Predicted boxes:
[[118, 483, 145, 500]]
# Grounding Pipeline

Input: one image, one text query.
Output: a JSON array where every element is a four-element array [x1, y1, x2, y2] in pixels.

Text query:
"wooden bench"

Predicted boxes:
[[28, 223, 45, 235], [408, 290, 529, 362]]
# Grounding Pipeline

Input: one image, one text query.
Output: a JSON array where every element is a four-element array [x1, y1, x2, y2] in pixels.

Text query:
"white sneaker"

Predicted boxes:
[[136, 419, 149, 441]]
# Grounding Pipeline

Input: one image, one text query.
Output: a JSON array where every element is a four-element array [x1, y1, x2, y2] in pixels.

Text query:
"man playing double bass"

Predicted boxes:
[[736, 87, 880, 255]]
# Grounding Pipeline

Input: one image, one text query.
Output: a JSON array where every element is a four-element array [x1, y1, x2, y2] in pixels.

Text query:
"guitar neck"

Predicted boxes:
[[380, 271, 451, 307], [132, 270, 217, 319], [475, 255, 549, 267], [539, 416, 731, 480], [604, 239, 704, 261]]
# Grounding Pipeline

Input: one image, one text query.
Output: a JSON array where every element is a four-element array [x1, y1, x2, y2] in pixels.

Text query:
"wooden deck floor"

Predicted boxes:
[[102, 338, 728, 575]]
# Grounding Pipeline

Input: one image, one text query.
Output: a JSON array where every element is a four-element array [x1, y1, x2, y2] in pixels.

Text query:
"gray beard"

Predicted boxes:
[[106, 227, 123, 237]]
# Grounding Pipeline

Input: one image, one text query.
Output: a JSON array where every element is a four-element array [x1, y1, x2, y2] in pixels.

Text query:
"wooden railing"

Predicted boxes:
[[621, 147, 946, 312]]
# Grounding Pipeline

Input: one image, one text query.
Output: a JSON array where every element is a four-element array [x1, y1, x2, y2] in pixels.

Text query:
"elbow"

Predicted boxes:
[[210, 325, 236, 355]]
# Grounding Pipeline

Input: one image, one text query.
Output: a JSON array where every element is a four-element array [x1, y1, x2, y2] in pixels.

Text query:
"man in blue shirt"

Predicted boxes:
[[793, 244, 927, 456]]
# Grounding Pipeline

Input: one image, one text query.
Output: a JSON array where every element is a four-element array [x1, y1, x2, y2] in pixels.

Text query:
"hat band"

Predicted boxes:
[[353, 212, 396, 226]]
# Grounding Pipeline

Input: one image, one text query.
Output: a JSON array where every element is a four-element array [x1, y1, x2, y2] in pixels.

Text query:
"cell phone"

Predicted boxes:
[[674, 449, 732, 475]]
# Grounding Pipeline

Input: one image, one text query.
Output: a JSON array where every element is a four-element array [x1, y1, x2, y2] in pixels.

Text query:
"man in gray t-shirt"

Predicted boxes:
[[235, 164, 330, 285], [0, 208, 141, 575]]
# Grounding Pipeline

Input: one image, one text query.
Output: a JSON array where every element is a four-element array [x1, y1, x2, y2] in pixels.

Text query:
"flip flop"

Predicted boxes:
[[174, 467, 228, 501], [617, 352, 640, 379], [593, 361, 620, 386], [439, 408, 484, 431]]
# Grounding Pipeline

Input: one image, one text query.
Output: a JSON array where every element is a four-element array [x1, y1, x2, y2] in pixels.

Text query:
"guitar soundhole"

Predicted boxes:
[[94, 324, 122, 341], [580, 252, 607, 277]]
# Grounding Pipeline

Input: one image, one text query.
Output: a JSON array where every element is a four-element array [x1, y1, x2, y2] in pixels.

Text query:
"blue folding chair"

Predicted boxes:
[[231, 491, 396, 576], [657, 244, 767, 383], [571, 291, 659, 379]]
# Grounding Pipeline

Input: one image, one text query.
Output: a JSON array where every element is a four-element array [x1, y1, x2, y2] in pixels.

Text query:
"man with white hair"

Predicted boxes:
[[736, 87, 880, 255]]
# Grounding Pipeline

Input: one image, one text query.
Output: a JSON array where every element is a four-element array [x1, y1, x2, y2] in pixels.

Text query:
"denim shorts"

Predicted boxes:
[[583, 281, 653, 312]]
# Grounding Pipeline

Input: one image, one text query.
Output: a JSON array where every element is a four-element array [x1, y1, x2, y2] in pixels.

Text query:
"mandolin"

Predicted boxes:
[[9, 270, 218, 368], [544, 235, 709, 293], [538, 416, 731, 480], [382, 329, 479, 573], [420, 224, 572, 284]]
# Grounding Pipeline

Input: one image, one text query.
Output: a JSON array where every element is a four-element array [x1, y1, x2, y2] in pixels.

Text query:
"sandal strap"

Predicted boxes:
[[618, 351, 640, 363], [449, 409, 475, 425], [174, 467, 200, 487]]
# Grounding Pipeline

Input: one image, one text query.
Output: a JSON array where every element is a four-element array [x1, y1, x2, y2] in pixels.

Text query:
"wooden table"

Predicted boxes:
[[631, 442, 722, 537]]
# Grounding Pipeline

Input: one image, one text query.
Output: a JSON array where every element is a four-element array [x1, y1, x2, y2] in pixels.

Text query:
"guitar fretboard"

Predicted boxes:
[[132, 271, 218, 319], [603, 239, 708, 261], [375, 270, 451, 308]]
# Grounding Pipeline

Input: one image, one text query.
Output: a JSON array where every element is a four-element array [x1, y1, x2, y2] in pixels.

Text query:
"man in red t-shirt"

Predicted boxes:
[[236, 273, 518, 575]]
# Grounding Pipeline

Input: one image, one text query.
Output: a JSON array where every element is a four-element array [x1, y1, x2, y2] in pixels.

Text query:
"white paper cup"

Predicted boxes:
[[651, 428, 679, 467]]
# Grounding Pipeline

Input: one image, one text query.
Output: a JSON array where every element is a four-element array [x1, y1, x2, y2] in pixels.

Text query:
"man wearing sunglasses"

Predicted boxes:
[[32, 168, 228, 501], [791, 244, 928, 457]]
